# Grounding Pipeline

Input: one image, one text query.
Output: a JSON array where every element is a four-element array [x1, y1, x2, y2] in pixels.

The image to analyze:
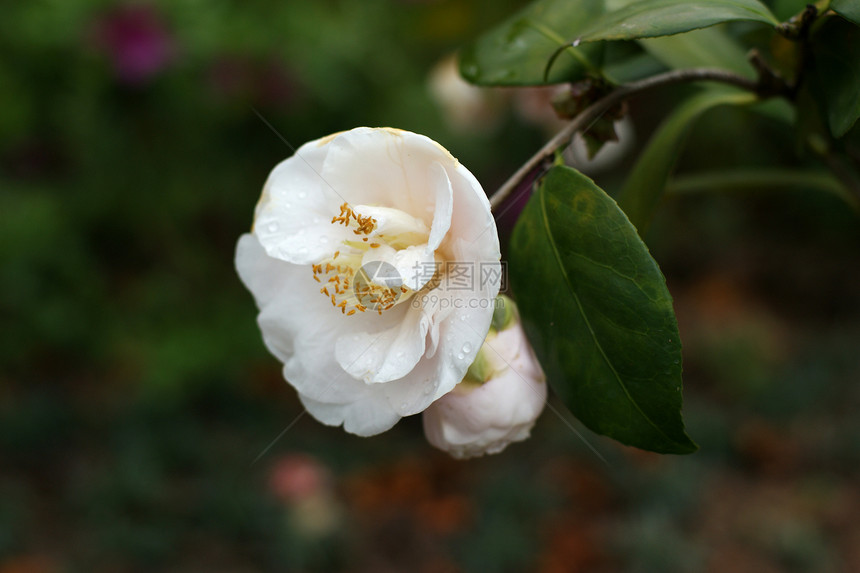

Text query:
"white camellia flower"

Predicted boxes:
[[423, 297, 547, 459], [236, 127, 501, 436]]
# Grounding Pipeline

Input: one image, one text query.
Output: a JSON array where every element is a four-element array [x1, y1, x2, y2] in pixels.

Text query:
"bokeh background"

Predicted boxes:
[[2, 1, 859, 571]]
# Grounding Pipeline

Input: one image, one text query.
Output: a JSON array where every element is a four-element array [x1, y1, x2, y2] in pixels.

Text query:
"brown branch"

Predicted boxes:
[[489, 68, 764, 210]]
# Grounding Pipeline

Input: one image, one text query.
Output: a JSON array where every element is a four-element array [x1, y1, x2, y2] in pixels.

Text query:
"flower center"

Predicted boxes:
[[312, 203, 415, 316]]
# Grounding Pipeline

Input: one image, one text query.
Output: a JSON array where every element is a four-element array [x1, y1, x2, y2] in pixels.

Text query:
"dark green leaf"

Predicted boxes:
[[459, 0, 605, 86], [832, 0, 860, 26], [509, 165, 697, 454], [577, 0, 779, 43], [809, 16, 860, 137], [616, 89, 756, 234]]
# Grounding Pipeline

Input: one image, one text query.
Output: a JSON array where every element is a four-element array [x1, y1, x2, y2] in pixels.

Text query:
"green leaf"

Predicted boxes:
[[770, 0, 810, 21], [577, 0, 779, 43], [459, 0, 605, 86], [667, 168, 860, 210], [639, 26, 754, 76], [639, 27, 795, 124], [809, 16, 860, 138], [616, 89, 756, 234], [832, 0, 860, 26], [509, 165, 696, 454]]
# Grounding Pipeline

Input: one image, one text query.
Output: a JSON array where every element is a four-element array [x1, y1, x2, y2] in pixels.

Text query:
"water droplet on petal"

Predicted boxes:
[[396, 351, 404, 359], [284, 202, 291, 209], [457, 352, 465, 360], [400, 401, 408, 410], [297, 191, 307, 199], [461, 343, 472, 354], [459, 314, 468, 322], [267, 222, 279, 233]]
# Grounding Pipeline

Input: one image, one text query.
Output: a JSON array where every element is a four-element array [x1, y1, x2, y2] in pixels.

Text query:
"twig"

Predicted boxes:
[[489, 68, 762, 210]]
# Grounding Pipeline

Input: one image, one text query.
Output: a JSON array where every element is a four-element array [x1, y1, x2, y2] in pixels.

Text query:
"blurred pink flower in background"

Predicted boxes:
[[268, 453, 330, 503], [92, 4, 174, 85], [268, 453, 341, 537]]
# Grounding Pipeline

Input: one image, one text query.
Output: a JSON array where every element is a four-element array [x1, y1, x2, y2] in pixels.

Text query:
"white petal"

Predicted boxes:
[[438, 161, 498, 263], [420, 285, 495, 400], [335, 304, 429, 384], [360, 243, 437, 292], [253, 137, 354, 265], [352, 204, 429, 242], [320, 128, 459, 225], [426, 161, 453, 253], [237, 234, 378, 404], [235, 233, 289, 309], [299, 394, 401, 437], [237, 234, 435, 431]]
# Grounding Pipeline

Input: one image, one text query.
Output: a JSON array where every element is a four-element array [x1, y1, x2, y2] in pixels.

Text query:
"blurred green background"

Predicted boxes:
[[2, 1, 859, 571]]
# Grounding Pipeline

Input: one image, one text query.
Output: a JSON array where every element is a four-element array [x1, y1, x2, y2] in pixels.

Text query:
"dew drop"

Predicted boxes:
[[457, 352, 465, 360], [461, 343, 472, 354], [297, 191, 307, 199], [284, 202, 291, 209], [459, 314, 468, 322], [266, 222, 279, 233], [396, 351, 405, 359]]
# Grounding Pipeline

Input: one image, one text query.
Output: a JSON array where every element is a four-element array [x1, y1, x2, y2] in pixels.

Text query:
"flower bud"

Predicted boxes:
[[423, 299, 546, 459]]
